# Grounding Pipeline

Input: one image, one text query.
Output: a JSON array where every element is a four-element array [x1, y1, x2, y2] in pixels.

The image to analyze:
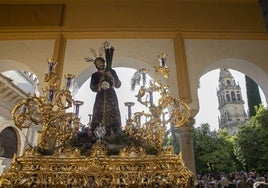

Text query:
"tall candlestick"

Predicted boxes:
[[149, 91, 153, 106], [139, 68, 149, 86], [124, 102, 135, 119], [73, 100, 84, 117]]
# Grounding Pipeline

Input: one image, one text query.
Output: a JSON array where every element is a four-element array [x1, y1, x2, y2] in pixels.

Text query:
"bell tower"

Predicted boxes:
[[217, 68, 248, 135]]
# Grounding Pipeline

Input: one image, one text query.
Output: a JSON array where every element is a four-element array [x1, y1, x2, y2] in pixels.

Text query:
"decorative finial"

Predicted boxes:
[[47, 58, 57, 73], [64, 74, 75, 90], [158, 53, 168, 68], [103, 41, 111, 49]]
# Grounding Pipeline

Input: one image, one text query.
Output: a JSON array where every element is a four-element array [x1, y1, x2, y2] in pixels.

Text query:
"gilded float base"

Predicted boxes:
[[0, 143, 193, 188]]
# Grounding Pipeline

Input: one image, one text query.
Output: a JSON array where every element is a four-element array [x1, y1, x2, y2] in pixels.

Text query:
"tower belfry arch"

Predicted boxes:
[[217, 68, 248, 135]]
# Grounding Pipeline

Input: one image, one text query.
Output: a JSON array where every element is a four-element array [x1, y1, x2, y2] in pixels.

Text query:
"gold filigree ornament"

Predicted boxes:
[[126, 55, 191, 149], [0, 54, 194, 187]]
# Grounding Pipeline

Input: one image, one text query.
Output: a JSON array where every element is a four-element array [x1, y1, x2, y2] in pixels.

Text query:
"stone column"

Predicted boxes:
[[179, 117, 196, 174], [0, 157, 6, 174], [0, 157, 12, 175]]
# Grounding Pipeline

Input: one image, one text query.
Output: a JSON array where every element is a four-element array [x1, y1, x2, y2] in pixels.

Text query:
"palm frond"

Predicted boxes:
[[98, 47, 104, 57], [89, 48, 97, 58], [84, 57, 95, 62], [131, 70, 141, 91]]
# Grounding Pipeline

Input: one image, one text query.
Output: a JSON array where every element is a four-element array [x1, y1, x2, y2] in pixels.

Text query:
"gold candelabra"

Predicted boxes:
[[0, 54, 193, 188], [125, 56, 191, 149], [11, 58, 80, 153]]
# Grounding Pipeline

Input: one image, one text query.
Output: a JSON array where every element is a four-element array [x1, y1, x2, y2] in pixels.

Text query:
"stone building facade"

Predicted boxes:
[[0, 72, 38, 173], [217, 69, 248, 135]]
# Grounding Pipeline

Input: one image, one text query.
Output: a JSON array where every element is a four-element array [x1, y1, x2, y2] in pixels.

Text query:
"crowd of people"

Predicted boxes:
[[195, 171, 268, 188]]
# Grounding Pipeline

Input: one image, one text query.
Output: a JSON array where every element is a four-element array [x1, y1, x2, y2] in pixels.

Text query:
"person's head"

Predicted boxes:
[[94, 57, 105, 71], [253, 182, 268, 188], [221, 177, 229, 187], [247, 178, 256, 187]]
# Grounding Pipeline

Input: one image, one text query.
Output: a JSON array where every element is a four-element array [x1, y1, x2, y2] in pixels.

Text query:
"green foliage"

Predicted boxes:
[[168, 123, 180, 154], [193, 124, 236, 174], [194, 106, 268, 174], [233, 105, 268, 172]]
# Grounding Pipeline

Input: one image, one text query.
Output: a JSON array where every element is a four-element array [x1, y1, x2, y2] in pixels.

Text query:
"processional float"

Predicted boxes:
[[0, 42, 193, 187]]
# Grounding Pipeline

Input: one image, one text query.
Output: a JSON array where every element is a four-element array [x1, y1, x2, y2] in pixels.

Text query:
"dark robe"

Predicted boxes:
[[90, 69, 121, 135]]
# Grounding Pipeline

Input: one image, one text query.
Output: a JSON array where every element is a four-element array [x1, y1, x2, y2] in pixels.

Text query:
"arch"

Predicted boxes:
[[0, 60, 41, 96], [226, 94, 230, 102], [220, 95, 224, 103], [202, 58, 268, 105], [237, 93, 241, 101], [0, 60, 33, 73], [0, 127, 18, 158], [231, 91, 236, 101], [0, 117, 25, 156]]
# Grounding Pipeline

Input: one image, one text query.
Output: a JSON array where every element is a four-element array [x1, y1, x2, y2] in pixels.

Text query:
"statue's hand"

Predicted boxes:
[[105, 71, 114, 79], [105, 71, 115, 86], [101, 81, 110, 90]]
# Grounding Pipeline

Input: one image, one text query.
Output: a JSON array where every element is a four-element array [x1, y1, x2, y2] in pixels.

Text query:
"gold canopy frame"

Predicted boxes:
[[0, 53, 193, 187]]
